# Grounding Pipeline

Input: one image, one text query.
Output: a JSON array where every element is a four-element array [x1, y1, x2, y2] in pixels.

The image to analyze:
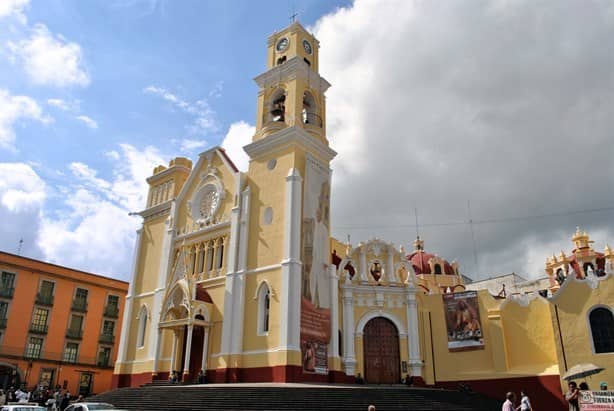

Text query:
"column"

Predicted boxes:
[[116, 227, 143, 366], [183, 324, 194, 377], [329, 265, 339, 359], [359, 246, 368, 283], [170, 330, 178, 373], [210, 239, 218, 277], [280, 168, 302, 351], [152, 328, 162, 376], [342, 288, 356, 375], [386, 246, 395, 283], [201, 327, 210, 372], [406, 289, 423, 377]]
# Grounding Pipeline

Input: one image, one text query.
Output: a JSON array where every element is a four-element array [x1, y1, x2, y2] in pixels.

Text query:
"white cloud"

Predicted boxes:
[[143, 85, 219, 135], [8, 23, 90, 87], [47, 98, 80, 112], [0, 162, 45, 212], [0, 0, 29, 24], [0, 162, 45, 258], [75, 114, 98, 129], [178, 138, 208, 153], [0, 88, 51, 151], [221, 121, 255, 172], [313, 0, 614, 279], [37, 144, 166, 278]]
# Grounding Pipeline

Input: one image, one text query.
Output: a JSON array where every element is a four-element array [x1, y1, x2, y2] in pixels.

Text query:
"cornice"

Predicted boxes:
[[138, 200, 172, 219], [254, 56, 330, 94], [244, 126, 337, 163], [146, 165, 191, 184]]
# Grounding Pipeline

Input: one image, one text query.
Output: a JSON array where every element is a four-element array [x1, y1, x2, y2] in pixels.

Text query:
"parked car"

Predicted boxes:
[[1, 406, 47, 411], [64, 403, 127, 411]]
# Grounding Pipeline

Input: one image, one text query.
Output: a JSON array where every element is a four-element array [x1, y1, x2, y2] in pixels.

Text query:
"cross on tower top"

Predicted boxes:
[[290, 7, 298, 23]]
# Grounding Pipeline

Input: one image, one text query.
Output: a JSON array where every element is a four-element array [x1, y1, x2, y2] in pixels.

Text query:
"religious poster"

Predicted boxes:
[[443, 290, 485, 352], [580, 390, 614, 410], [300, 155, 331, 374]]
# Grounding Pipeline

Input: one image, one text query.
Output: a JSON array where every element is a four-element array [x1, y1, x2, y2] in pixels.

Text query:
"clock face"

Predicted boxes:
[[302, 39, 312, 55], [276, 37, 289, 52]]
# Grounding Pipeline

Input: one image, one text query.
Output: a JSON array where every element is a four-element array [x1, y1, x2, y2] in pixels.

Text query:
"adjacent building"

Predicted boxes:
[[0, 251, 128, 395]]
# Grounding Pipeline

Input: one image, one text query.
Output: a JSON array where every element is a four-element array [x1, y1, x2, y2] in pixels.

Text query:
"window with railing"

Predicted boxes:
[[104, 295, 120, 318], [97, 346, 112, 367], [0, 271, 15, 298], [25, 336, 43, 359], [36, 280, 55, 306], [66, 314, 84, 339], [72, 288, 88, 312], [30, 307, 49, 334], [0, 301, 8, 329], [99, 320, 115, 344], [63, 342, 79, 363]]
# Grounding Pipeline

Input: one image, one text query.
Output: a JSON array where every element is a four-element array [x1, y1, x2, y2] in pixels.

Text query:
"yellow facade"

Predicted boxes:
[[113, 21, 612, 410]]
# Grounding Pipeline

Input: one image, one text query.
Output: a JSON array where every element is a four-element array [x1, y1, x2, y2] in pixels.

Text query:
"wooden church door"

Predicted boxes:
[[363, 317, 400, 384]]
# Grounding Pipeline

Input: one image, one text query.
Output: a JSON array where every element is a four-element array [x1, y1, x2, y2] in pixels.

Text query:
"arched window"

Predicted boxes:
[[434, 264, 442, 275], [276, 56, 286, 65], [269, 89, 286, 123], [257, 284, 271, 335], [584, 262, 595, 275], [137, 305, 148, 348], [589, 307, 614, 353], [556, 269, 565, 285], [302, 92, 320, 127]]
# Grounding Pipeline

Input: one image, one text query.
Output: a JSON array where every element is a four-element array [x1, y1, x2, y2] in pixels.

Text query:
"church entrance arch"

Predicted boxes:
[[363, 317, 400, 384]]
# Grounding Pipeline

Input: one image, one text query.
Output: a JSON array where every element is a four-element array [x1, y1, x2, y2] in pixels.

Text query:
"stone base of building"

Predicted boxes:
[[435, 374, 564, 410]]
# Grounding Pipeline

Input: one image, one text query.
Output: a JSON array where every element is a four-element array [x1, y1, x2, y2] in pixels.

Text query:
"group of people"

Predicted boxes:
[[0, 386, 77, 410], [168, 369, 207, 384], [501, 390, 533, 411]]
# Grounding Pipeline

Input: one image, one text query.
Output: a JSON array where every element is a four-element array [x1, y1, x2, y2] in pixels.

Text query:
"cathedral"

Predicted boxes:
[[113, 22, 614, 409]]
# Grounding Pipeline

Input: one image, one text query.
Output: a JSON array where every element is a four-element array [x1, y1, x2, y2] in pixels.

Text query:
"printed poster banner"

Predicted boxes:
[[580, 390, 614, 410], [300, 156, 331, 375], [443, 290, 485, 352]]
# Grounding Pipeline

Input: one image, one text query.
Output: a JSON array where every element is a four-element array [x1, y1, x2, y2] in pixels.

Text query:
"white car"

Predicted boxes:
[[1, 406, 47, 411], [64, 403, 127, 411]]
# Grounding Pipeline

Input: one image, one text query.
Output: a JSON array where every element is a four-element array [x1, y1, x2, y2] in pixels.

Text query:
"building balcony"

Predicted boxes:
[[66, 328, 83, 340], [71, 299, 88, 313], [0, 287, 14, 299], [29, 323, 48, 334], [103, 305, 119, 318], [35, 293, 54, 306], [98, 333, 115, 344], [0, 318, 7, 329]]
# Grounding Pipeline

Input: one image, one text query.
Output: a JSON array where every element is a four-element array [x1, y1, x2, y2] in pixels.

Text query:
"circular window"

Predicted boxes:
[[267, 159, 277, 170], [190, 182, 223, 224], [263, 207, 273, 225]]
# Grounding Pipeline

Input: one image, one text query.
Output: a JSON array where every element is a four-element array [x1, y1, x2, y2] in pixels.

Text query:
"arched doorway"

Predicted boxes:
[[0, 362, 22, 390], [363, 317, 400, 384]]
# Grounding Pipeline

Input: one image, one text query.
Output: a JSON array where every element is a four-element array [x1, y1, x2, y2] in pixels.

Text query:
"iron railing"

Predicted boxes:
[[66, 328, 83, 339], [103, 305, 119, 318], [0, 287, 14, 298], [0, 345, 114, 368], [99, 333, 115, 344], [71, 298, 88, 312], [29, 323, 48, 334], [35, 293, 54, 306]]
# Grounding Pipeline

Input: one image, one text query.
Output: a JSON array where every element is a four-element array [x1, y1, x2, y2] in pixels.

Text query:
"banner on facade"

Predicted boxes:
[[442, 290, 485, 352], [580, 390, 614, 410], [300, 155, 331, 374]]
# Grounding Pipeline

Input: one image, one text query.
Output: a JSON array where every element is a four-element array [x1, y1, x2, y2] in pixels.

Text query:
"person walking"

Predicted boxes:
[[517, 390, 532, 411], [565, 381, 580, 411], [502, 392, 515, 411], [0, 389, 6, 406]]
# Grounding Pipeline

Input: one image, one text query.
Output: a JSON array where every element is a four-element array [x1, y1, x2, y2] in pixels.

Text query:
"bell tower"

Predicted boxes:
[[253, 22, 329, 144]]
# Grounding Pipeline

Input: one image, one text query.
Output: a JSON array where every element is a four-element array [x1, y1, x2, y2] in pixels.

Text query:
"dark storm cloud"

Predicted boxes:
[[315, 0, 614, 279]]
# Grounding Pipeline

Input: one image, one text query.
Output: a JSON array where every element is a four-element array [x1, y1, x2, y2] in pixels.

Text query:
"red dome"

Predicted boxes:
[[406, 251, 455, 275]]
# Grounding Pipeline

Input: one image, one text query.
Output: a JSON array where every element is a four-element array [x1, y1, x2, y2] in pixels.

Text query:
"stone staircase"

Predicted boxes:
[[90, 383, 502, 410]]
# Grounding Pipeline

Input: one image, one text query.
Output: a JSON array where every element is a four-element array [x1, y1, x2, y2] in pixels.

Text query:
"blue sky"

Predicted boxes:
[[2, 0, 614, 281]]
